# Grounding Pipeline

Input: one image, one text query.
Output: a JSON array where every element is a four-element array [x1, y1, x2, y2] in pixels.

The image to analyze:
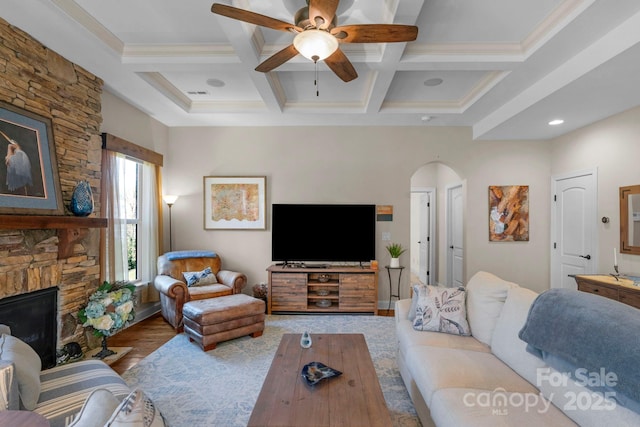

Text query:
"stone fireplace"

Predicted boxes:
[[0, 18, 104, 351]]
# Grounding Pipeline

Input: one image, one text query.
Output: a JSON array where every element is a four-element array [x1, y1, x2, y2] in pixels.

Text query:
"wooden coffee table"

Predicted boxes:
[[248, 333, 392, 427]]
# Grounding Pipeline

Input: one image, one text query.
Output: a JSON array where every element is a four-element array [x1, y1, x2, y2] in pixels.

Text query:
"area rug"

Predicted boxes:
[[122, 314, 420, 427]]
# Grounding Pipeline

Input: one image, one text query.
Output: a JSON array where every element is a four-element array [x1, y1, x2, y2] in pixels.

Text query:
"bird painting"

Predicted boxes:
[[1, 129, 33, 195]]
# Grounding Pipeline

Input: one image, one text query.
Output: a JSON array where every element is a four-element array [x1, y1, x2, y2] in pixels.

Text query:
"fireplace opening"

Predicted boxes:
[[0, 287, 58, 369]]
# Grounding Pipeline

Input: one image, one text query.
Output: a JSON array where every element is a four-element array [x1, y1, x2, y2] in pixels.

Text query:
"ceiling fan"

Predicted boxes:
[[211, 0, 418, 82]]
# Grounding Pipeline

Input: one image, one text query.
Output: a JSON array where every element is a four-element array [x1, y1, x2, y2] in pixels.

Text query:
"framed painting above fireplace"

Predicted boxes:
[[0, 101, 63, 215]]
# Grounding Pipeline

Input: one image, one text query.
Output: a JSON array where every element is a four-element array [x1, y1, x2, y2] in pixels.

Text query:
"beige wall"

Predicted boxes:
[[101, 93, 640, 304], [101, 91, 169, 155], [551, 105, 640, 275], [99, 95, 640, 305], [157, 126, 552, 302]]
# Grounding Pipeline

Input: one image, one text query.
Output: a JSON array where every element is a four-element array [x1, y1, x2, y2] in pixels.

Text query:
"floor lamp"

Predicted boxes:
[[163, 195, 179, 251]]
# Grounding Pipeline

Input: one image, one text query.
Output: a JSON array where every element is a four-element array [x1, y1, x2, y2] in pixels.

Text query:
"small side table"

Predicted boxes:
[[385, 266, 405, 311], [0, 410, 49, 427]]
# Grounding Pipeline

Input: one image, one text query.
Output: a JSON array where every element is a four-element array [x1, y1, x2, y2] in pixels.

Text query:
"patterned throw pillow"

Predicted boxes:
[[106, 388, 166, 427], [412, 284, 470, 336], [182, 267, 218, 287]]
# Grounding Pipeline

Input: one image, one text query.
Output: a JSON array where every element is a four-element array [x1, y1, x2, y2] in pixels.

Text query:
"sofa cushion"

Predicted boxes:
[[405, 346, 537, 406], [491, 286, 546, 385], [106, 388, 166, 426], [412, 285, 470, 336], [68, 388, 120, 427], [536, 366, 640, 427], [187, 283, 233, 300], [430, 388, 578, 427], [465, 271, 518, 346], [0, 334, 41, 410], [183, 266, 218, 287]]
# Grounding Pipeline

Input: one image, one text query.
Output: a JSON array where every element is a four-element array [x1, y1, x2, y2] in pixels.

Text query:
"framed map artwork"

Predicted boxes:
[[489, 185, 529, 242], [203, 176, 266, 229]]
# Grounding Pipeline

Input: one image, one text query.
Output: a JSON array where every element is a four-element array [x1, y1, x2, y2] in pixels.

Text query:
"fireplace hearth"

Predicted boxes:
[[0, 288, 58, 369]]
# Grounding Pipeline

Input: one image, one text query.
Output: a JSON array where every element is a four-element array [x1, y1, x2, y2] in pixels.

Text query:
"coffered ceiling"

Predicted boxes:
[[3, 0, 640, 140]]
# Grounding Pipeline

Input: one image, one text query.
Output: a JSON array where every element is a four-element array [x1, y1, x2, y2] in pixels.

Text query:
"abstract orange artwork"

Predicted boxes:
[[489, 185, 529, 241], [204, 176, 266, 229]]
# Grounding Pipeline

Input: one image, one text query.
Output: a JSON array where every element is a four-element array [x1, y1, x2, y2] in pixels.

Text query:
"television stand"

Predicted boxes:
[[267, 264, 379, 314]]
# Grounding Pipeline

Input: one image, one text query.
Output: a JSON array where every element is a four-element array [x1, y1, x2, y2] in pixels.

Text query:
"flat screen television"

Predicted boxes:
[[272, 204, 376, 264]]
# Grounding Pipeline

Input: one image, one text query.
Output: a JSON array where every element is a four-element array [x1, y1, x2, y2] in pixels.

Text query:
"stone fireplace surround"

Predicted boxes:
[[0, 18, 105, 351]]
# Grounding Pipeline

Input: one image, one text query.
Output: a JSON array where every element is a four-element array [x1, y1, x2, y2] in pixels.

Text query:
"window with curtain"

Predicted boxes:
[[101, 134, 163, 291]]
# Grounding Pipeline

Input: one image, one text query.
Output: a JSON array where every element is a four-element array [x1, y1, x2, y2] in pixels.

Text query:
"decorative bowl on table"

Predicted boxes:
[[316, 289, 330, 296], [315, 299, 332, 308], [301, 361, 342, 386], [317, 274, 331, 283]]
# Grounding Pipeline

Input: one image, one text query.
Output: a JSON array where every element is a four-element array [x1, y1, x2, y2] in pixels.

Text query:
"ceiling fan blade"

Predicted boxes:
[[255, 44, 299, 73], [308, 0, 340, 29], [324, 48, 357, 82], [211, 3, 301, 33], [332, 24, 418, 43]]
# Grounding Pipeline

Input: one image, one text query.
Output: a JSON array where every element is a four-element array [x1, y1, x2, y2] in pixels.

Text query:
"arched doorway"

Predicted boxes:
[[410, 162, 463, 287]]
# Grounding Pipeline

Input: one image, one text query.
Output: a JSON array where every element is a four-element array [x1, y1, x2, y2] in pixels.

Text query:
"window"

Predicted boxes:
[[123, 157, 141, 280], [101, 134, 162, 286]]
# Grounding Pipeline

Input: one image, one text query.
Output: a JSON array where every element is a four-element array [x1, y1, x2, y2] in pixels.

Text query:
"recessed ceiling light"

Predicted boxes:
[[421, 115, 433, 122], [548, 119, 564, 126], [206, 78, 225, 88], [424, 78, 443, 87]]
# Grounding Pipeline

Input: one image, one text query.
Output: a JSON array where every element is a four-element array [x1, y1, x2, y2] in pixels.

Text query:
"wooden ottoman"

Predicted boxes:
[[183, 294, 266, 351]]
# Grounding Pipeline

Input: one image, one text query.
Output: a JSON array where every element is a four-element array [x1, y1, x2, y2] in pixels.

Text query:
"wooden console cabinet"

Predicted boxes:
[[573, 274, 640, 309], [267, 265, 378, 314]]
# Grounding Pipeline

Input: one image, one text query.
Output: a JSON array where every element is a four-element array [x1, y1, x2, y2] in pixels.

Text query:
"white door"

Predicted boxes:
[[551, 170, 598, 290], [418, 191, 436, 285], [447, 184, 464, 287]]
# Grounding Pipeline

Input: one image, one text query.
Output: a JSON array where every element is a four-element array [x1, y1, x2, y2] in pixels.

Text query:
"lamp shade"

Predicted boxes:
[[163, 195, 179, 206], [293, 29, 339, 62]]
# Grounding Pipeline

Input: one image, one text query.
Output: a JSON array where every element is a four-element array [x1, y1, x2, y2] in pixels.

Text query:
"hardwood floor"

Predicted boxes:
[[107, 313, 175, 375], [105, 310, 395, 375]]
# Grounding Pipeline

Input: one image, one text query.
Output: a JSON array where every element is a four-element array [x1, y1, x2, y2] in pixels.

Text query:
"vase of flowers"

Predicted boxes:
[[78, 281, 136, 359]]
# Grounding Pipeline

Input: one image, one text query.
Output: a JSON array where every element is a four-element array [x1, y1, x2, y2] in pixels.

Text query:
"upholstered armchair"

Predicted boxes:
[[154, 250, 247, 332]]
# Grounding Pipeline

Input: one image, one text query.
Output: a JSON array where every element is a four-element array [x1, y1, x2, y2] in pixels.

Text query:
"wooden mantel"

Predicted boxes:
[[0, 215, 107, 258]]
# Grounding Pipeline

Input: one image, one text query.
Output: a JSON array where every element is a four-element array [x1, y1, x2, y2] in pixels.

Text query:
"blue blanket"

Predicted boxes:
[[165, 250, 216, 260], [519, 288, 640, 411]]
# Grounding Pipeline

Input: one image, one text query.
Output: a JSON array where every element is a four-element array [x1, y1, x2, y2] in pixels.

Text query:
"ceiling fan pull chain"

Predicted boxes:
[[313, 56, 319, 97]]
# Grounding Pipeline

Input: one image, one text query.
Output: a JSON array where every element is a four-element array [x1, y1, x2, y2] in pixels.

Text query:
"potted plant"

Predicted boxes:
[[78, 280, 136, 359], [385, 243, 406, 268]]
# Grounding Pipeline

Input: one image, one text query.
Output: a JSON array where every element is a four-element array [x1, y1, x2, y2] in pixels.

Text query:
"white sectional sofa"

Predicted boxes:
[[395, 271, 640, 427]]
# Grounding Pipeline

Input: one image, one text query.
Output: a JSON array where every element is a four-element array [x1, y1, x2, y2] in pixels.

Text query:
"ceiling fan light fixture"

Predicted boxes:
[[293, 29, 339, 62]]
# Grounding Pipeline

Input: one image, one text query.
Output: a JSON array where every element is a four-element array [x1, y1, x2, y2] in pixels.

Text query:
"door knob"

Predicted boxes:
[[579, 254, 591, 260]]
